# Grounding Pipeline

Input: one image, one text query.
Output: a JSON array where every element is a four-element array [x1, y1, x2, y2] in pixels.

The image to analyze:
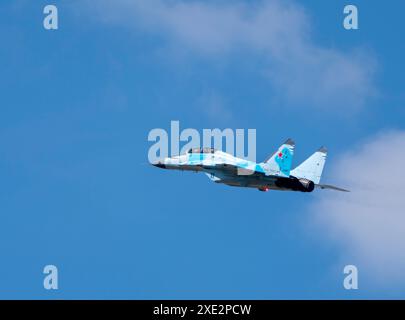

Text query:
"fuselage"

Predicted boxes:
[[152, 147, 315, 192]]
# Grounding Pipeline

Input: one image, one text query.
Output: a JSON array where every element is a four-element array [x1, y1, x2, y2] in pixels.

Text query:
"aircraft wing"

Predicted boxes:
[[316, 184, 350, 192]]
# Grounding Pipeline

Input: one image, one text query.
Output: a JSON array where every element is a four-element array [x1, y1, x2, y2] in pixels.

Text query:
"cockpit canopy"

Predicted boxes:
[[187, 147, 216, 154]]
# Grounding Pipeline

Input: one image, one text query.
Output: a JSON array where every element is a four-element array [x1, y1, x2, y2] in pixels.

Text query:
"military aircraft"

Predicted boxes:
[[152, 139, 349, 192]]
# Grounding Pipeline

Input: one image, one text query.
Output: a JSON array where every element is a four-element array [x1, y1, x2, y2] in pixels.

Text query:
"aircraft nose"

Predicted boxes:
[[152, 162, 166, 169]]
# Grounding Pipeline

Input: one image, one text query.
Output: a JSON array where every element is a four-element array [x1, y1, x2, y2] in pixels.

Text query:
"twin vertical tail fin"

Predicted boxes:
[[263, 142, 349, 192], [262, 138, 295, 177], [290, 146, 327, 184]]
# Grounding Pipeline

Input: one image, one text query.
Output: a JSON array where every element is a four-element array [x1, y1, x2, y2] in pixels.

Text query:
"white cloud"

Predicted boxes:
[[86, 0, 377, 111], [311, 131, 405, 287]]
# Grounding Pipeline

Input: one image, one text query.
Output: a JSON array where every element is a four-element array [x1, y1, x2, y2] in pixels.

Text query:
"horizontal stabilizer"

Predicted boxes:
[[316, 184, 350, 192]]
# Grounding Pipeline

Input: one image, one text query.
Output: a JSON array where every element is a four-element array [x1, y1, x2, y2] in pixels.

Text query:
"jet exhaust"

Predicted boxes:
[[275, 177, 315, 192]]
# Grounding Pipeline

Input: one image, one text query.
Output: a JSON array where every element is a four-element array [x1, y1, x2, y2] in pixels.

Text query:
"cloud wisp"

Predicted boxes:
[[88, 0, 376, 111], [311, 131, 405, 287]]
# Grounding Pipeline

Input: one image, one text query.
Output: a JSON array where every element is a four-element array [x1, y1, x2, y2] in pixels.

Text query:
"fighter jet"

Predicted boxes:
[[152, 139, 349, 192]]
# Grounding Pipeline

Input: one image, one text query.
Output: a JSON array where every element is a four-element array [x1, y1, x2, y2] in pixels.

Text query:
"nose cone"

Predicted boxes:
[[152, 162, 166, 169]]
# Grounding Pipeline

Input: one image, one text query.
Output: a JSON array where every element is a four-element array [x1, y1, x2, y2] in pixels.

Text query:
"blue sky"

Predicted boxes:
[[1, 0, 405, 299]]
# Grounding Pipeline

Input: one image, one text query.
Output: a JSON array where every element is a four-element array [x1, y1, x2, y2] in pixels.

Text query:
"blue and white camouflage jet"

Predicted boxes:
[[152, 139, 349, 192]]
